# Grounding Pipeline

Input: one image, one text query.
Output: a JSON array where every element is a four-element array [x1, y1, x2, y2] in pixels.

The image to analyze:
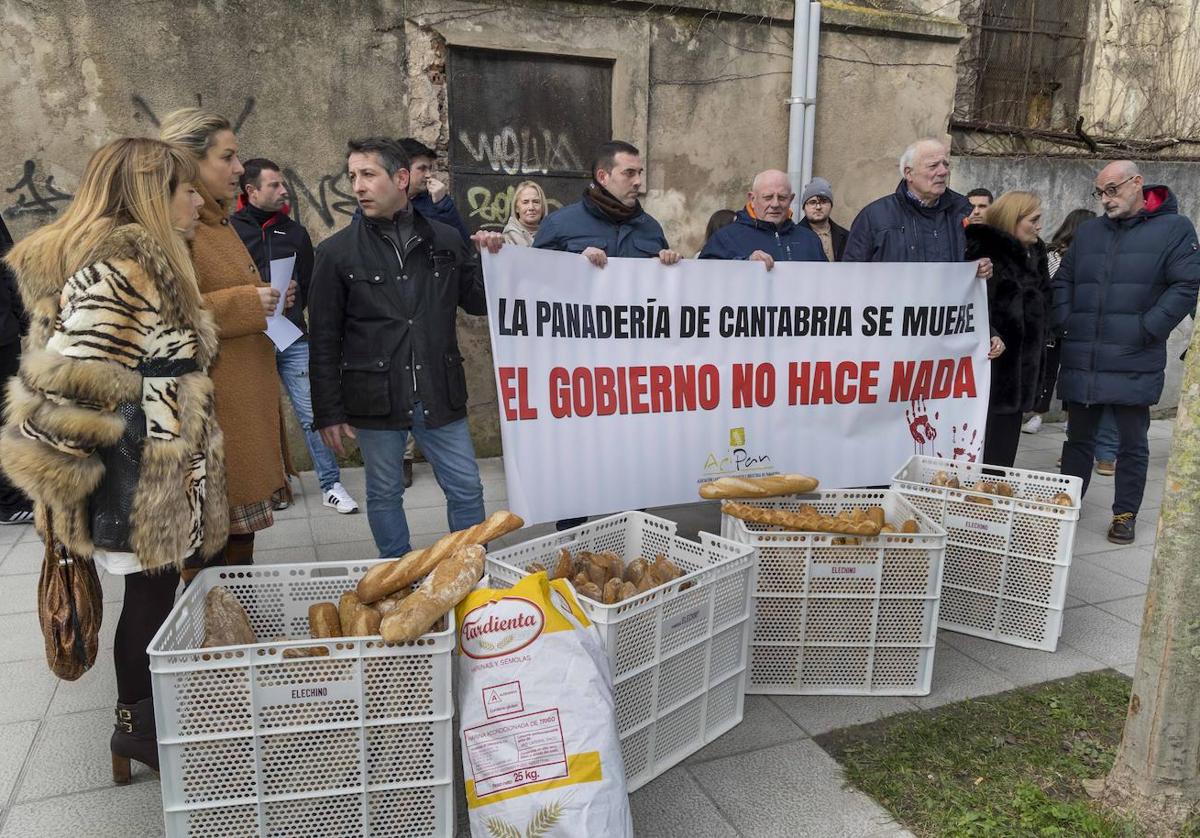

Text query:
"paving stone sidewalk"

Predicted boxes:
[[0, 420, 1166, 837]]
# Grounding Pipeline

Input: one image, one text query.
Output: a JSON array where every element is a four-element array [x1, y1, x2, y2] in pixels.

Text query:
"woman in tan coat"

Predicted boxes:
[[161, 109, 290, 565]]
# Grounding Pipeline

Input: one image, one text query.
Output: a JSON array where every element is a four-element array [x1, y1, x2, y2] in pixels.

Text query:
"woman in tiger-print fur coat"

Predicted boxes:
[[0, 138, 227, 783]]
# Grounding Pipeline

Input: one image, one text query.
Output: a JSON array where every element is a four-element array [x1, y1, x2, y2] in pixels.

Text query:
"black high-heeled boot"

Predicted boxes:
[[111, 697, 159, 784]]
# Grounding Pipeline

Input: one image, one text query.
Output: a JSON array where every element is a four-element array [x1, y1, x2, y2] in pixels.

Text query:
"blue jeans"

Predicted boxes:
[[354, 404, 485, 557], [1094, 406, 1119, 461], [277, 340, 341, 490]]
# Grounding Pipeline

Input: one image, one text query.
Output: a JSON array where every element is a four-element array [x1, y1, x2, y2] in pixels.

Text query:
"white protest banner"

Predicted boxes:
[[483, 248, 990, 524]]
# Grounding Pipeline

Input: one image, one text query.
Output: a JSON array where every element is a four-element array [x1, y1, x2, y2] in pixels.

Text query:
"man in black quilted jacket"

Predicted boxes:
[[1053, 160, 1200, 544]]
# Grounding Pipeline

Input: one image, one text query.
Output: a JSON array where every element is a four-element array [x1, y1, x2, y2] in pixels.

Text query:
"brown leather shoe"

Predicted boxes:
[[403, 458, 414, 489]]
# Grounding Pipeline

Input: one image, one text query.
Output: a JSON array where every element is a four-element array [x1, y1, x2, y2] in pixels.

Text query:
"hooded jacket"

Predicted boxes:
[[966, 224, 1052, 414], [1052, 185, 1200, 406], [843, 181, 971, 263], [231, 197, 314, 337], [698, 208, 826, 262], [533, 190, 669, 258], [0, 224, 228, 571]]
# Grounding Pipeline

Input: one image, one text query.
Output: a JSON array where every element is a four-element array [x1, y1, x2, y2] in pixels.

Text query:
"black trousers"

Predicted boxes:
[[1061, 403, 1151, 516], [114, 568, 180, 703], [0, 341, 29, 511], [983, 411, 1023, 469]]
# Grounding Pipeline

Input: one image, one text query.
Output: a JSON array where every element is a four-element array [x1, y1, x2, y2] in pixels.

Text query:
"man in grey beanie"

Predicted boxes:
[[798, 177, 849, 262]]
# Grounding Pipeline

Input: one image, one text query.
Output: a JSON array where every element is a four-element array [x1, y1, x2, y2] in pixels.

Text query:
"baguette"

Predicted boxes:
[[357, 511, 523, 603], [308, 602, 342, 638], [699, 474, 819, 500], [381, 544, 486, 642], [373, 590, 409, 617], [722, 500, 881, 536]]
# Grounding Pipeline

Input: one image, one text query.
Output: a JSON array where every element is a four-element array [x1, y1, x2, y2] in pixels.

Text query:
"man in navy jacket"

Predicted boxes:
[[1054, 160, 1200, 544], [699, 169, 825, 265], [534, 140, 679, 267]]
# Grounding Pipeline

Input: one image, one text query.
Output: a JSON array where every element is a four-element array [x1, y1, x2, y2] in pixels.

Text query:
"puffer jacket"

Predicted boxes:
[[843, 180, 970, 263], [0, 224, 228, 570], [699, 208, 825, 262], [966, 224, 1052, 414], [1052, 185, 1200, 405], [533, 195, 668, 258]]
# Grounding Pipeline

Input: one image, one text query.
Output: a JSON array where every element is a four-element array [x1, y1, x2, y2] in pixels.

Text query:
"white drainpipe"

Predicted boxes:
[[787, 0, 822, 212], [801, 3, 822, 187]]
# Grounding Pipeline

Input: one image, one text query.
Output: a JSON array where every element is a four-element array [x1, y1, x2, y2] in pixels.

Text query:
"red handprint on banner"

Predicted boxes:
[[905, 398, 940, 454], [941, 423, 979, 462]]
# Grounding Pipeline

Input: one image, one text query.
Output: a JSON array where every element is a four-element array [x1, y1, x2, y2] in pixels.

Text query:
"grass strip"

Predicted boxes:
[[815, 670, 1182, 837]]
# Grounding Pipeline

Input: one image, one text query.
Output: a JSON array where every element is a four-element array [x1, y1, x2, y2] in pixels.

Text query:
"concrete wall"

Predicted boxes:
[[952, 155, 1200, 415], [0, 0, 970, 461]]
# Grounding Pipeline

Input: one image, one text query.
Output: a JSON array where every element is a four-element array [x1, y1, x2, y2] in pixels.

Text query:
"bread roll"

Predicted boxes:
[[308, 602, 341, 639], [349, 605, 382, 637], [357, 511, 523, 603], [699, 474, 819, 499], [576, 581, 603, 601], [338, 591, 362, 634], [203, 587, 256, 647], [602, 577, 622, 604], [381, 544, 486, 643]]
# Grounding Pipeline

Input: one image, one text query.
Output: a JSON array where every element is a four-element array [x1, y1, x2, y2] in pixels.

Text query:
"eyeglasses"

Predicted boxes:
[[805, 197, 831, 206], [1093, 176, 1135, 200]]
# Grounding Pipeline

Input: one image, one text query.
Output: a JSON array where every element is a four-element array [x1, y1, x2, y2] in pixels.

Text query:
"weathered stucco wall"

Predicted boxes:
[[952, 155, 1200, 416], [1, 0, 968, 462]]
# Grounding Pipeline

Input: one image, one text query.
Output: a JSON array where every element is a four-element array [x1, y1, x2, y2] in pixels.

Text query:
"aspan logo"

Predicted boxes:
[[460, 597, 545, 659], [702, 427, 774, 475]]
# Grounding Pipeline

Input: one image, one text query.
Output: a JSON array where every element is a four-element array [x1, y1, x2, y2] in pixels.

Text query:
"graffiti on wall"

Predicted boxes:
[[457, 127, 583, 176], [4, 160, 73, 218]]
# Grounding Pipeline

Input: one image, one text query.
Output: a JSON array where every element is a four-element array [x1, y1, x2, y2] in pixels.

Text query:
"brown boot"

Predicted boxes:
[[111, 698, 159, 784], [223, 533, 255, 566]]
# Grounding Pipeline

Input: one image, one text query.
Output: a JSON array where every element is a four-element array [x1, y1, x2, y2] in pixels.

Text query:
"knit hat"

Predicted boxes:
[[801, 177, 834, 205]]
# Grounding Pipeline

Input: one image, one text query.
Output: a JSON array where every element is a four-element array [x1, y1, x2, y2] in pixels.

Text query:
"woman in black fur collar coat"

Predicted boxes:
[[966, 192, 1052, 467]]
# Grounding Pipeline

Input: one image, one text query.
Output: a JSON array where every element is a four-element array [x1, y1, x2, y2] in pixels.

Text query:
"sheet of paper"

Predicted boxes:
[[264, 254, 301, 349], [265, 314, 302, 351], [268, 254, 296, 318]]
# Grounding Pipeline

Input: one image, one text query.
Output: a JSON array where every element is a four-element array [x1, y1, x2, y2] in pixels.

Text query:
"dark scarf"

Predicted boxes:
[[584, 182, 641, 223]]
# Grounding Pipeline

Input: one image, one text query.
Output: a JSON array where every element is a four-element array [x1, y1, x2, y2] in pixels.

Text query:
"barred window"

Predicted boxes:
[[960, 0, 1089, 129]]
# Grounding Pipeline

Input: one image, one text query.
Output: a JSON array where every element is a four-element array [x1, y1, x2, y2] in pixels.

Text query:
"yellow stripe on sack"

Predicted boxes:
[[466, 751, 603, 808], [456, 572, 592, 636]]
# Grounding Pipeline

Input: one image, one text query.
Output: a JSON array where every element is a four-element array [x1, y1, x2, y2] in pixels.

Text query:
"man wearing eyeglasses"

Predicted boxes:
[[1053, 160, 1200, 544]]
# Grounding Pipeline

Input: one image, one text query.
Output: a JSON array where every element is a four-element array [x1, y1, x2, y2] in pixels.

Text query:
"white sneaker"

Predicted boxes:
[[1021, 414, 1043, 434], [323, 482, 360, 514]]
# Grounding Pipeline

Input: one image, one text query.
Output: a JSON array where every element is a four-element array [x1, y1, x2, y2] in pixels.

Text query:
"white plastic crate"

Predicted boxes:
[[891, 455, 1083, 651], [148, 561, 454, 838], [720, 490, 946, 696], [485, 512, 756, 792]]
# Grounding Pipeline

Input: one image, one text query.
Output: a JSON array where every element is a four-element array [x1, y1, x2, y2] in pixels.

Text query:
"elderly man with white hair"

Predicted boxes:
[[699, 168, 825, 267], [844, 139, 991, 278]]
